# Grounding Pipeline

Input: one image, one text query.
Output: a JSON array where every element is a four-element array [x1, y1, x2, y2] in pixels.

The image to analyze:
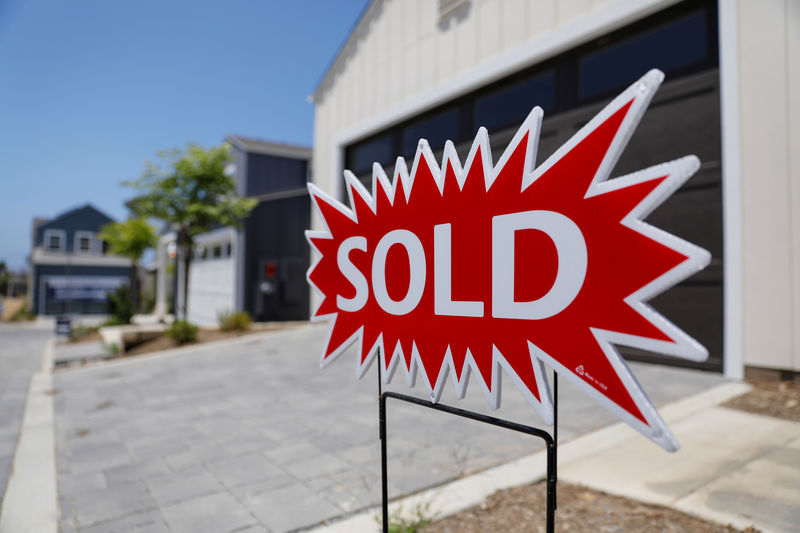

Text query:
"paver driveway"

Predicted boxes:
[[54, 323, 726, 532]]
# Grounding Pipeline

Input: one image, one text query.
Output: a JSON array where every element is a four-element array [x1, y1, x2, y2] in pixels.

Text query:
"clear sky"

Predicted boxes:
[[0, 0, 369, 270]]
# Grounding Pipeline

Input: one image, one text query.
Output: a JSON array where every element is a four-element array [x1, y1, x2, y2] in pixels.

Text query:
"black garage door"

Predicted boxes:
[[485, 70, 723, 372]]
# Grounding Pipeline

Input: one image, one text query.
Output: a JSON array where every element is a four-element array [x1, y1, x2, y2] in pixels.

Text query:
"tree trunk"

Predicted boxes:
[[182, 246, 191, 322], [130, 260, 139, 312]]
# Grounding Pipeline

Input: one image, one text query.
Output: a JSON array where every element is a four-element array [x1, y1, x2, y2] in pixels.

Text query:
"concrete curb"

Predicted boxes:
[[310, 381, 752, 533], [0, 366, 59, 533]]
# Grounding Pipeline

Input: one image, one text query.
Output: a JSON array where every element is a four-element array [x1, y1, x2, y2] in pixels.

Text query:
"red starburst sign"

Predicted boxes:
[[306, 70, 710, 450]]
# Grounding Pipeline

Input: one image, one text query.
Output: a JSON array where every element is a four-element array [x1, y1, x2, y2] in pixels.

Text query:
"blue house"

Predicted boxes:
[[30, 204, 132, 316]]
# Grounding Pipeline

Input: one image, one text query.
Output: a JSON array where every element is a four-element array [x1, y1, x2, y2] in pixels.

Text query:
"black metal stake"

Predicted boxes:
[[553, 370, 558, 510], [379, 389, 558, 533]]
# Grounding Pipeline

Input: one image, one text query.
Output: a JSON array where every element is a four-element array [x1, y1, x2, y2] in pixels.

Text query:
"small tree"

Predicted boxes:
[[100, 217, 158, 311], [124, 143, 256, 319]]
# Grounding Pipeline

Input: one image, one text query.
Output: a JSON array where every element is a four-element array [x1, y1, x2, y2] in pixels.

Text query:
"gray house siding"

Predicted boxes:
[[230, 144, 311, 322], [31, 204, 131, 316], [36, 205, 112, 253]]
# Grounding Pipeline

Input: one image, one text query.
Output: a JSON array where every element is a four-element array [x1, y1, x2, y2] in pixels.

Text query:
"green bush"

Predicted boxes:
[[217, 309, 252, 332], [107, 286, 135, 325], [166, 320, 198, 345], [69, 325, 98, 342], [102, 316, 127, 327]]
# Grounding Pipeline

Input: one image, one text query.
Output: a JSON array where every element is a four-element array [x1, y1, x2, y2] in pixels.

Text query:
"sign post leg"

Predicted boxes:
[[379, 391, 556, 533], [554, 370, 558, 509], [379, 394, 389, 533]]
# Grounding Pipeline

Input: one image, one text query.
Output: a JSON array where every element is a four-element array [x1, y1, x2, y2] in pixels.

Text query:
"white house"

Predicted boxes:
[[310, 0, 800, 379]]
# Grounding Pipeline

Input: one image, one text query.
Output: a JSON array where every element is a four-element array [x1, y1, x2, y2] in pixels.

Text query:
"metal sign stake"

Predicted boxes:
[[378, 366, 559, 533]]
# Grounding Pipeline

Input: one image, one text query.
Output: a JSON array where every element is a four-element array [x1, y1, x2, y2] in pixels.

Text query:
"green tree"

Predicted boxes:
[[99, 217, 158, 311], [124, 143, 256, 319]]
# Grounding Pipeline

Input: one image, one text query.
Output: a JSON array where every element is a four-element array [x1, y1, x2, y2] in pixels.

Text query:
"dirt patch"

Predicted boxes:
[[723, 380, 800, 422], [0, 297, 26, 320], [421, 480, 760, 533], [62, 331, 103, 344], [120, 323, 302, 357], [420, 379, 797, 533]]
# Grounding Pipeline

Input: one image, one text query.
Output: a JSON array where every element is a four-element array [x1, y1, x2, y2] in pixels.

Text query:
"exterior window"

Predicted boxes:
[[579, 10, 709, 100], [75, 231, 95, 254], [347, 134, 394, 174], [213, 245, 222, 258], [402, 108, 459, 156], [475, 71, 555, 133], [44, 229, 65, 252], [225, 243, 232, 257]]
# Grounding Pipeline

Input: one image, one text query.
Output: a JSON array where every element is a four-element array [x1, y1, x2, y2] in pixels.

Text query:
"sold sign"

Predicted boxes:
[[306, 70, 710, 450]]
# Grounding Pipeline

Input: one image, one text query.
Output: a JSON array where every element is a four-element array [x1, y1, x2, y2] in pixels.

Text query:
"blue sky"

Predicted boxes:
[[0, 0, 369, 270]]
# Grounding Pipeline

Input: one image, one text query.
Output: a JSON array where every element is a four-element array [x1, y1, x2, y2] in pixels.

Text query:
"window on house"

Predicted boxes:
[[475, 71, 556, 133], [213, 245, 222, 258], [346, 134, 394, 174], [402, 108, 459, 156], [578, 10, 709, 101], [75, 232, 94, 254], [225, 243, 232, 257], [44, 230, 65, 252]]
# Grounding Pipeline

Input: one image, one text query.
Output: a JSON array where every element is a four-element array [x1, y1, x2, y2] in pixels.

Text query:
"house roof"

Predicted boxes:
[[226, 135, 312, 160], [39, 204, 115, 230], [311, 0, 375, 101]]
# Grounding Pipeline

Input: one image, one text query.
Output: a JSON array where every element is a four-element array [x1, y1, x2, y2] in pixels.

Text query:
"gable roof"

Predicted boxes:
[[227, 135, 311, 160], [311, 0, 375, 102], [38, 204, 115, 232]]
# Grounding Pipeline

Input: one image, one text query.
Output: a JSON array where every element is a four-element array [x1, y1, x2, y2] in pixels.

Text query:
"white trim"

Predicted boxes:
[[73, 230, 96, 255], [331, 0, 679, 149], [31, 248, 132, 267], [718, 1, 744, 380], [42, 229, 66, 253]]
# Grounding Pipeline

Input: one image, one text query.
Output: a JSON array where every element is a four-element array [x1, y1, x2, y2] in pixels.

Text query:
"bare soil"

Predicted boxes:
[[121, 322, 303, 357], [421, 380, 800, 533], [420, 480, 760, 533], [723, 379, 800, 422]]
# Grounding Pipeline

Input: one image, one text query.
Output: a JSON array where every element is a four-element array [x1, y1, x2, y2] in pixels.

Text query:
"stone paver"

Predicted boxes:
[[160, 492, 257, 532], [53, 323, 727, 531], [0, 322, 53, 506]]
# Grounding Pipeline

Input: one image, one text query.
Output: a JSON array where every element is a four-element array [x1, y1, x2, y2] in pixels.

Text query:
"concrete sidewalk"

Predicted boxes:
[[319, 382, 800, 533]]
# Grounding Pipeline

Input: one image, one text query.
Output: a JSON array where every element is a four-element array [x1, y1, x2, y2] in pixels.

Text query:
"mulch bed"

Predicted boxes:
[[420, 379, 800, 533]]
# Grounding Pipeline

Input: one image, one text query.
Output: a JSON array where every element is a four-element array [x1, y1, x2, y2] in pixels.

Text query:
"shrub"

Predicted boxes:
[[217, 309, 252, 332], [166, 320, 198, 345], [107, 286, 135, 325], [102, 316, 127, 327], [69, 325, 98, 342]]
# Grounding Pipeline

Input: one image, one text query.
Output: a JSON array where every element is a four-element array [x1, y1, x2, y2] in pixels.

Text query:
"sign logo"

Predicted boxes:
[[306, 70, 710, 450]]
